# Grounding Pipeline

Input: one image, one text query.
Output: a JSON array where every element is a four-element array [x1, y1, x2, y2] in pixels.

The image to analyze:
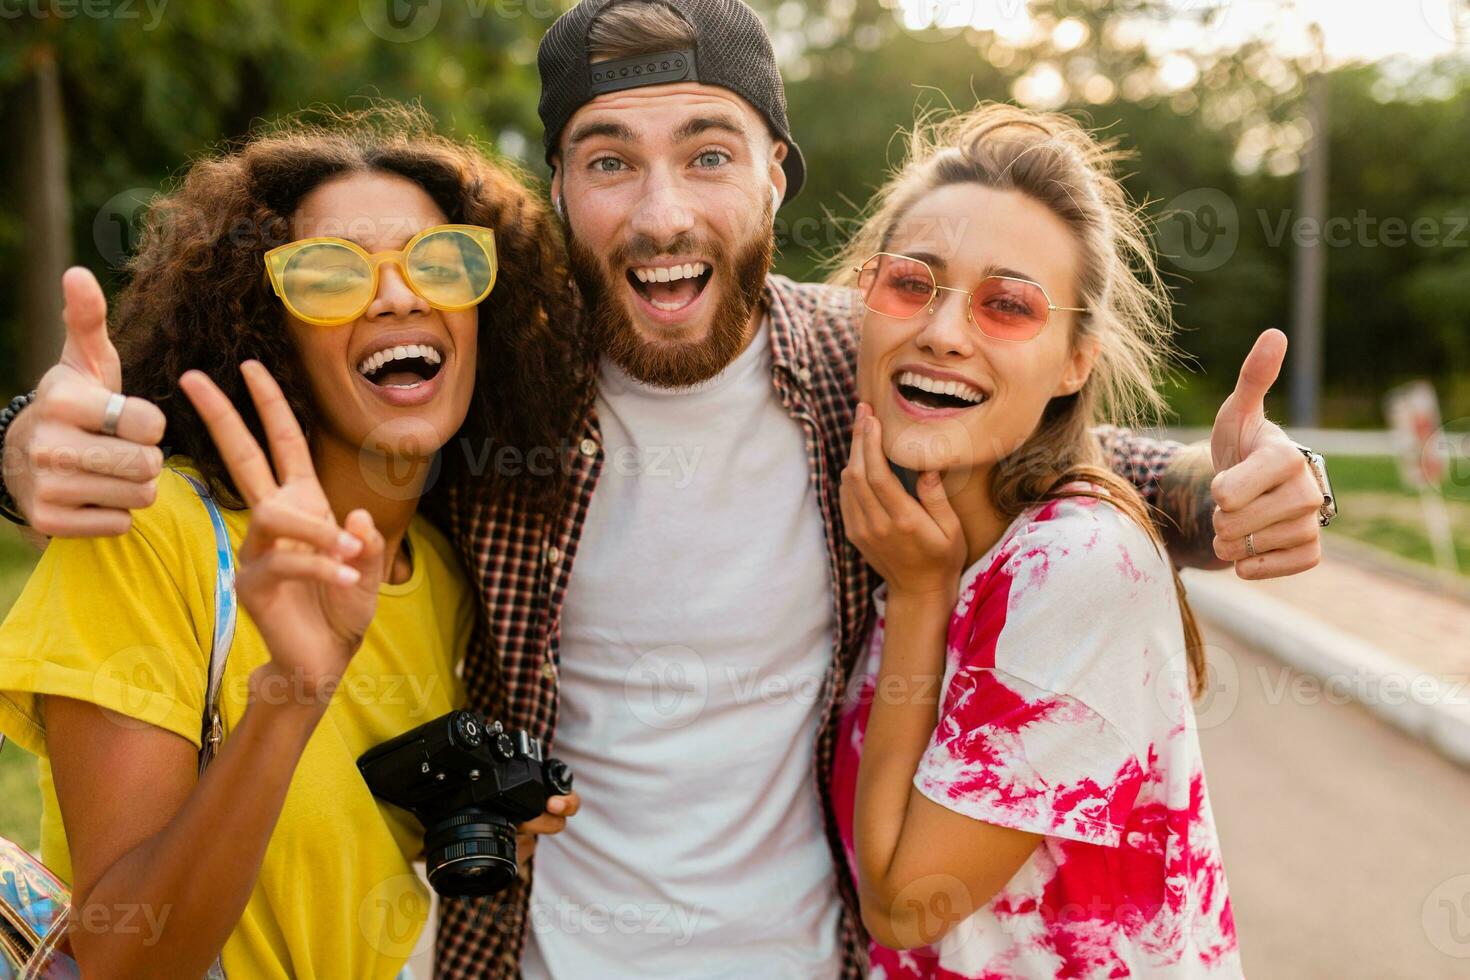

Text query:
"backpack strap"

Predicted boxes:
[[177, 471, 238, 780]]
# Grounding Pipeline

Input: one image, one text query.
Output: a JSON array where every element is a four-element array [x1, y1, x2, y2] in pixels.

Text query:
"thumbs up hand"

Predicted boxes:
[[2, 268, 167, 537], [1208, 329, 1325, 579]]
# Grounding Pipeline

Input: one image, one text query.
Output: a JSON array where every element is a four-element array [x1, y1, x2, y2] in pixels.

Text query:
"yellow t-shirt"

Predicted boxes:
[[0, 466, 471, 979]]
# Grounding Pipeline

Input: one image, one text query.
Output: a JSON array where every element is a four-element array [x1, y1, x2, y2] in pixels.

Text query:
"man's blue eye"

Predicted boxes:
[[594, 158, 625, 173], [695, 151, 728, 168]]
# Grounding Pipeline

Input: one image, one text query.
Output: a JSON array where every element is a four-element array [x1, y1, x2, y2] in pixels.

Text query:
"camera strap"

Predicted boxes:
[[178, 470, 234, 980]]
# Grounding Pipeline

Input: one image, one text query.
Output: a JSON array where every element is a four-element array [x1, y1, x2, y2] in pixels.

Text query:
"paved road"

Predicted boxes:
[[1197, 625, 1470, 978]]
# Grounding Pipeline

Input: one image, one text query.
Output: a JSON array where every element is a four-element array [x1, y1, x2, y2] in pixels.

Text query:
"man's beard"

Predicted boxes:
[[567, 207, 775, 389]]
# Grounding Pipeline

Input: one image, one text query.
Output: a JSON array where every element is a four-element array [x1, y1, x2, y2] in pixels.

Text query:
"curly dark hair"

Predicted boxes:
[[112, 102, 588, 511]]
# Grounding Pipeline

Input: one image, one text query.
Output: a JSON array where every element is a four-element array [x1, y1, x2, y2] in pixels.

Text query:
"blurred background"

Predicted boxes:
[[2, 1, 1469, 976]]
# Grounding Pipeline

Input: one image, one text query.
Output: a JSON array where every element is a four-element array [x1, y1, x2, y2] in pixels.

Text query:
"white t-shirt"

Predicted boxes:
[[523, 322, 844, 979]]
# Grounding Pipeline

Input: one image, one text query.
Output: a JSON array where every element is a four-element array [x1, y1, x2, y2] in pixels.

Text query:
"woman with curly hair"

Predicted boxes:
[[0, 104, 582, 977]]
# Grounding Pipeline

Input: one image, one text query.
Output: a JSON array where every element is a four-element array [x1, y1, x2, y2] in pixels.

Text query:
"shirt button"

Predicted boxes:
[[541, 661, 556, 681], [546, 546, 562, 566], [579, 437, 598, 457]]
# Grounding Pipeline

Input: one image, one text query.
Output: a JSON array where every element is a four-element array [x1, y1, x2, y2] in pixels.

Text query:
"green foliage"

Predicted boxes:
[[1323, 455, 1470, 576], [0, 524, 40, 853], [1, 2, 1467, 426]]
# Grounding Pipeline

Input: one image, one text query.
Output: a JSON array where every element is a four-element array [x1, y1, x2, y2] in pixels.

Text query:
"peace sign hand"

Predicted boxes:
[[179, 361, 385, 707]]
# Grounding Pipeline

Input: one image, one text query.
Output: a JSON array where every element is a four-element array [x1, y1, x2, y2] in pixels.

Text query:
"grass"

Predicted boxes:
[[0, 521, 40, 854], [1322, 455, 1470, 576]]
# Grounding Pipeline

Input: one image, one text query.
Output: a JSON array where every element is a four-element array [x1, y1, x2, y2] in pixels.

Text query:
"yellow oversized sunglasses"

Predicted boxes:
[[264, 224, 498, 327]]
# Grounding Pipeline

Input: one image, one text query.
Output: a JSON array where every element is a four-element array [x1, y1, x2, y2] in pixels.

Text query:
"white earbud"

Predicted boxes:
[[554, 195, 566, 221], [770, 183, 782, 213]]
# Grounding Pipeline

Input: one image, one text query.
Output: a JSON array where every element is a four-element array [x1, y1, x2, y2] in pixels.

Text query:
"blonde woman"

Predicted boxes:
[[830, 104, 1242, 977]]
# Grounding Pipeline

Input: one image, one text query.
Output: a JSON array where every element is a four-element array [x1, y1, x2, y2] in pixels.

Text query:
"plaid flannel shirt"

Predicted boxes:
[[433, 275, 1181, 979]]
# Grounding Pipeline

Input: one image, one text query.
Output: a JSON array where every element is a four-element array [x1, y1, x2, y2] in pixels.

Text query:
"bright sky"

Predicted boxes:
[[896, 0, 1467, 64]]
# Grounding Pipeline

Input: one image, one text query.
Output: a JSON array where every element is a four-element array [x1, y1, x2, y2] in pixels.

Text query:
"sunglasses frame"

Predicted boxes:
[[264, 223, 498, 327], [855, 251, 1087, 343]]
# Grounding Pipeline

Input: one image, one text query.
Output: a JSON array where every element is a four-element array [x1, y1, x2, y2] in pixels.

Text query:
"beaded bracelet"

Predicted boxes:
[[0, 390, 38, 526]]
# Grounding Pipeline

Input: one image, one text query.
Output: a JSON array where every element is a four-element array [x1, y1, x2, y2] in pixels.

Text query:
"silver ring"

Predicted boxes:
[[100, 392, 127, 438], [1245, 532, 1256, 559]]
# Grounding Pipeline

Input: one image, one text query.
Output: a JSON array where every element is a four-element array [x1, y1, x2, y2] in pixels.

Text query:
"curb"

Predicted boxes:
[[1181, 569, 1470, 769]]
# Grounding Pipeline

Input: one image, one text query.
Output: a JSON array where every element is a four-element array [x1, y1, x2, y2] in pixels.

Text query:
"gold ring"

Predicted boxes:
[[1245, 532, 1256, 558]]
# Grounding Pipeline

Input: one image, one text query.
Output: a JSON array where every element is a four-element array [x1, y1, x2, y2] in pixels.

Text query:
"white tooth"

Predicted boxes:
[[426, 348, 441, 365], [679, 263, 691, 279], [395, 345, 412, 362], [634, 268, 649, 283], [666, 266, 683, 282], [655, 267, 671, 283], [944, 381, 959, 397]]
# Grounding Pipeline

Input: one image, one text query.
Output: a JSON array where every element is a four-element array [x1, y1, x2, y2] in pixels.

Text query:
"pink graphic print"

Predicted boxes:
[[832, 493, 1240, 979]]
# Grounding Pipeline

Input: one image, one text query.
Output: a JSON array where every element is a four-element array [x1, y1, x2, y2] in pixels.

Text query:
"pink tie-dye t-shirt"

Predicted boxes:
[[832, 487, 1241, 979]]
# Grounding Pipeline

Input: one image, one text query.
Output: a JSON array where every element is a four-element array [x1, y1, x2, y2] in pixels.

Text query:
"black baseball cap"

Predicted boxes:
[[537, 0, 807, 205]]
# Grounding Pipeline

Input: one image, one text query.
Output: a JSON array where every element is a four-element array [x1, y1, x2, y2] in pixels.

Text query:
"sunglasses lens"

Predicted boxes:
[[858, 254, 934, 319], [407, 229, 494, 308], [971, 277, 1050, 341], [279, 242, 374, 323]]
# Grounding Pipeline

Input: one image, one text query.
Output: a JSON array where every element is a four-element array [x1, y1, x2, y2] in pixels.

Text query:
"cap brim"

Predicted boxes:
[[779, 138, 806, 206]]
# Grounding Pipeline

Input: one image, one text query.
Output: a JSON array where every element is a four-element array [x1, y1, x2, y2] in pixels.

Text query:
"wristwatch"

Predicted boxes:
[[1294, 443, 1337, 527]]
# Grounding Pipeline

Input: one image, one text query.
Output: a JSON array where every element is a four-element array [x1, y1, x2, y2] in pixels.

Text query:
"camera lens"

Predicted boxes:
[[545, 759, 574, 796], [423, 810, 518, 897]]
